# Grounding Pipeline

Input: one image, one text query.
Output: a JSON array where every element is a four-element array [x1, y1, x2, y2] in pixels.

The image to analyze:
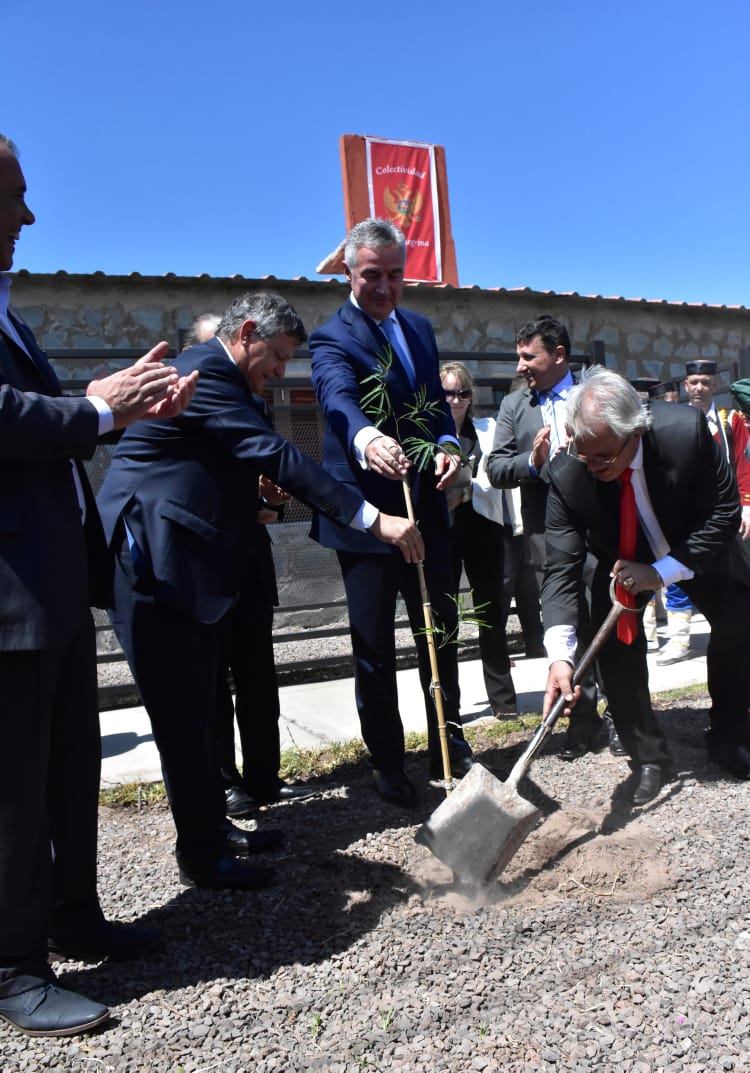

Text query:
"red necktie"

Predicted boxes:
[[617, 467, 638, 644]]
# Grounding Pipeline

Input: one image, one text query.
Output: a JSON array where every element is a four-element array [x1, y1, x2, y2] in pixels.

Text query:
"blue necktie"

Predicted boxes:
[[380, 317, 416, 388]]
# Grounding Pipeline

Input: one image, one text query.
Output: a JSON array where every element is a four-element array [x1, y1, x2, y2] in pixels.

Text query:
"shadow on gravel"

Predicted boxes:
[[57, 696, 739, 1012], [55, 750, 457, 1011]]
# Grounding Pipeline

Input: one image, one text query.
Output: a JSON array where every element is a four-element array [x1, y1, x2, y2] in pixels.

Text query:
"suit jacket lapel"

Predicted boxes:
[[6, 312, 62, 395], [344, 303, 414, 392]]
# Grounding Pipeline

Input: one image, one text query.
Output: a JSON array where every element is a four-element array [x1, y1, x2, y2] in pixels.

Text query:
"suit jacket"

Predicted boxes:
[[97, 336, 363, 625], [542, 400, 750, 631], [0, 311, 109, 651], [486, 384, 555, 569], [309, 301, 454, 553]]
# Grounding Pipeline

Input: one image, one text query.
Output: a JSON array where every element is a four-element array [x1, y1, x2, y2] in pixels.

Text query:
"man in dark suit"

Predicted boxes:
[[178, 314, 318, 818], [98, 290, 424, 888], [486, 317, 613, 759], [309, 218, 473, 809], [0, 134, 198, 1037], [542, 366, 750, 805]]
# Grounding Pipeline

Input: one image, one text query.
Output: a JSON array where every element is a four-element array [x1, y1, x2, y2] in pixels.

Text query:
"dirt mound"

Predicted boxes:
[[413, 806, 674, 911]]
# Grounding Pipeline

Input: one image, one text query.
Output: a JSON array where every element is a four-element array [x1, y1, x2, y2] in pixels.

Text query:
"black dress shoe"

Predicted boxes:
[[706, 739, 750, 779], [560, 740, 588, 761], [372, 768, 418, 808], [178, 853, 275, 890], [253, 781, 322, 805], [48, 919, 161, 962], [428, 754, 476, 780], [631, 764, 669, 806], [224, 823, 284, 856], [0, 977, 109, 1037], [605, 714, 627, 757], [225, 784, 258, 819], [429, 737, 476, 780], [492, 706, 518, 720], [561, 718, 610, 761]]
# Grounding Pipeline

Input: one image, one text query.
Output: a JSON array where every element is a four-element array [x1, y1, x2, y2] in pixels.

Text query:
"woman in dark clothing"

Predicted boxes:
[[440, 362, 517, 716]]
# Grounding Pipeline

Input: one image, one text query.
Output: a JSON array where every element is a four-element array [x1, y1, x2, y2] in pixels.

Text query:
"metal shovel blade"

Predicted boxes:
[[415, 590, 630, 888], [415, 762, 542, 886]]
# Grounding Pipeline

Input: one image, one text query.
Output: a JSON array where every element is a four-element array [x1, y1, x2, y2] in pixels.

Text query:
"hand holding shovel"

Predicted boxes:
[[416, 581, 640, 887]]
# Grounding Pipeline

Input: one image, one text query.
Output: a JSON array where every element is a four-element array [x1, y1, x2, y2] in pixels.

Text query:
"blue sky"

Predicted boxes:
[[5, 0, 749, 305]]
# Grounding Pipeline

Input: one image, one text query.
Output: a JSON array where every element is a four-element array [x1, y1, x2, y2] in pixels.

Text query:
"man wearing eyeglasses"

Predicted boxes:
[[487, 316, 614, 762], [542, 366, 750, 804]]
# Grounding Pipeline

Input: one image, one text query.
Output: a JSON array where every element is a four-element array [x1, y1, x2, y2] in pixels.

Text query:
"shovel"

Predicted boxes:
[[415, 581, 637, 887], [401, 478, 455, 792]]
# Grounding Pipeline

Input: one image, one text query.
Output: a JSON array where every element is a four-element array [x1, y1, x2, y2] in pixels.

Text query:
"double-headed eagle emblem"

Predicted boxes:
[[383, 183, 423, 228]]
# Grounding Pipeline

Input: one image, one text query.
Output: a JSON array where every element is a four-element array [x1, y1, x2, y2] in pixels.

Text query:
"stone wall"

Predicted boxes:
[[12, 270, 750, 629], [10, 270, 750, 400]]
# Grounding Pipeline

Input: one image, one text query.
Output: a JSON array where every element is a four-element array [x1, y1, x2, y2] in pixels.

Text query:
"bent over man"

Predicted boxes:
[[542, 367, 750, 806], [98, 290, 423, 889]]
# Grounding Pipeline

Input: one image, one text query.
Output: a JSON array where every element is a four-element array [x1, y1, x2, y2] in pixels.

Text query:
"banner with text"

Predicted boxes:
[[365, 138, 442, 283]]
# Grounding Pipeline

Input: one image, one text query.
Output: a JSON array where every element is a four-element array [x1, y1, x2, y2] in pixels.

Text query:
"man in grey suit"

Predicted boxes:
[[542, 366, 750, 803], [486, 317, 613, 759]]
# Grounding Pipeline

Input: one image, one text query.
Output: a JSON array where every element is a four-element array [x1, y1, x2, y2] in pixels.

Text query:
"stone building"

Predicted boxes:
[[11, 270, 750, 628]]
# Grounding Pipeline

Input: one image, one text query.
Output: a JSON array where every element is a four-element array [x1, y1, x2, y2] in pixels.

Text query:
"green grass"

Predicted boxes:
[[98, 682, 707, 810]]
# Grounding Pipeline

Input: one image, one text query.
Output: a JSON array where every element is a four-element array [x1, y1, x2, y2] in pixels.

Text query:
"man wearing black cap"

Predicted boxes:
[[684, 360, 750, 531], [630, 378, 661, 399], [656, 361, 750, 665], [650, 381, 679, 403]]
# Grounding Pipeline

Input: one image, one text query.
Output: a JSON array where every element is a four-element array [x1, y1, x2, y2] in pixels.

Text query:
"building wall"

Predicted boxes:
[[10, 270, 750, 397], [12, 271, 750, 626]]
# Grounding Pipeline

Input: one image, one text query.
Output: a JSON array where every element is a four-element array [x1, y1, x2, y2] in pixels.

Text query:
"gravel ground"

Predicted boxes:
[[3, 693, 749, 1073]]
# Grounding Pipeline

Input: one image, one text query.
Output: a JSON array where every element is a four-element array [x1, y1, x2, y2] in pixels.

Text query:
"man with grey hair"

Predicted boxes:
[[98, 289, 424, 890], [541, 366, 750, 805], [309, 218, 473, 809], [0, 134, 197, 1036], [180, 312, 315, 815]]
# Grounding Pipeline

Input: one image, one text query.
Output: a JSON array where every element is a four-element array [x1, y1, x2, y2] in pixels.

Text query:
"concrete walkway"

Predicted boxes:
[[99, 616, 710, 788]]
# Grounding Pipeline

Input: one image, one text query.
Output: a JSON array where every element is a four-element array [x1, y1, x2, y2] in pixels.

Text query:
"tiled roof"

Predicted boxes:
[[10, 270, 749, 312]]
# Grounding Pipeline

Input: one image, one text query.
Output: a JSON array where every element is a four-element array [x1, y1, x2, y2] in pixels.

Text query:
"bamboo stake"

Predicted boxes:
[[401, 478, 454, 795]]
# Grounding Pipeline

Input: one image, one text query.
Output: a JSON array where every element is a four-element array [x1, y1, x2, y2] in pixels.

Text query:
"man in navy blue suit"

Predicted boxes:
[[0, 134, 197, 1037], [309, 219, 474, 808], [98, 290, 424, 887]]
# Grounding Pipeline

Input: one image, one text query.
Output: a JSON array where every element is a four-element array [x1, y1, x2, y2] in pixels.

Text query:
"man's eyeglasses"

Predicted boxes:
[[444, 388, 472, 400], [567, 435, 631, 466]]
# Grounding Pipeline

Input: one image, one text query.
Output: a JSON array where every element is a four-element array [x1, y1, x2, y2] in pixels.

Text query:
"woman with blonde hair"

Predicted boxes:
[[440, 361, 517, 716]]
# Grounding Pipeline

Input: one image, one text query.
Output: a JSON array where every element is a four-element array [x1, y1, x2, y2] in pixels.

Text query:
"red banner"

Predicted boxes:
[[365, 138, 442, 283]]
